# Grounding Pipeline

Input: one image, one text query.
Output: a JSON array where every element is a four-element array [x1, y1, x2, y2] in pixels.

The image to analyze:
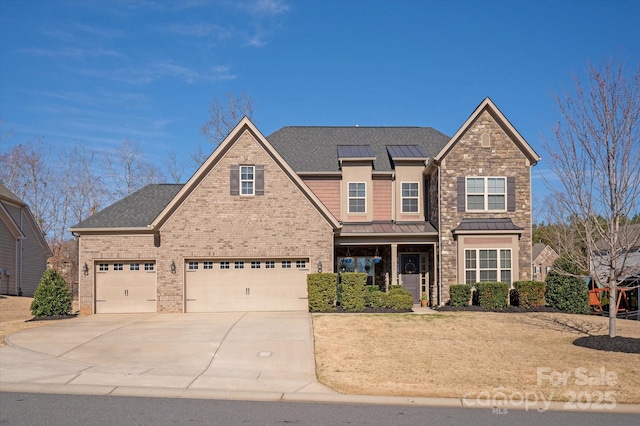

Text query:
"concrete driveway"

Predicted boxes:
[[0, 312, 334, 399]]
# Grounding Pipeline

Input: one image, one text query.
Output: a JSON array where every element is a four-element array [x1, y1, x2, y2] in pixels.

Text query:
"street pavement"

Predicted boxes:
[[1, 309, 639, 414]]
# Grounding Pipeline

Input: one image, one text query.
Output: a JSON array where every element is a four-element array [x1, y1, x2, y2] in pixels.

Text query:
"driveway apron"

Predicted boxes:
[[0, 312, 330, 396]]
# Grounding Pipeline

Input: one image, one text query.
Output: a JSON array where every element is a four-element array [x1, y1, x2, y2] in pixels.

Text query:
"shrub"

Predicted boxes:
[[385, 287, 413, 310], [307, 273, 337, 312], [513, 281, 546, 308], [546, 258, 589, 314], [365, 289, 387, 308], [30, 269, 72, 317], [340, 272, 368, 312], [450, 284, 472, 306], [475, 282, 509, 310]]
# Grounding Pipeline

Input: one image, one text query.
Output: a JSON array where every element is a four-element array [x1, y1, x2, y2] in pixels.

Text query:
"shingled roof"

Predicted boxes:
[[70, 184, 184, 230], [267, 126, 450, 172]]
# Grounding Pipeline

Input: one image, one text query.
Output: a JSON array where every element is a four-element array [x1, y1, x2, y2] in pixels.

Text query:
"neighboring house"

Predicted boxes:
[[591, 223, 640, 285], [0, 183, 52, 297], [70, 97, 540, 314], [532, 242, 559, 282]]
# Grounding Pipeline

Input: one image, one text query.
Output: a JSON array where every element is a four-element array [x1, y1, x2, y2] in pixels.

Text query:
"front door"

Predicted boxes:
[[400, 254, 420, 303]]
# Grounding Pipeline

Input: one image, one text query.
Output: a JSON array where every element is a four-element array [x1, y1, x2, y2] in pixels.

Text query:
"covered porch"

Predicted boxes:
[[334, 222, 440, 305]]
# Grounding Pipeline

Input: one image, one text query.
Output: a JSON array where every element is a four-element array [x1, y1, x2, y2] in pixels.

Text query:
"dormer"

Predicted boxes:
[[338, 145, 375, 222], [387, 145, 428, 222]]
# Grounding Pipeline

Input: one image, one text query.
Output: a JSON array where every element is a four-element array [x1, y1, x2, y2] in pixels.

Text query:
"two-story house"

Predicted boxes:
[[70, 98, 539, 314]]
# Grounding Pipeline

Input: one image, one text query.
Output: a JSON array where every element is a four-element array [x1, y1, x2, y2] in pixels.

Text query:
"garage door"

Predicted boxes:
[[185, 259, 310, 312], [95, 261, 157, 313]]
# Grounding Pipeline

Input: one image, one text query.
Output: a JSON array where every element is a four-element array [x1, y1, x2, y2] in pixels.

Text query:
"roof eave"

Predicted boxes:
[[452, 229, 523, 235], [69, 226, 155, 234]]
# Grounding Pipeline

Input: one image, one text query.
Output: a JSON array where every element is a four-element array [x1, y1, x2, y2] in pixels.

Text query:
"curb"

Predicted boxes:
[[2, 383, 639, 413]]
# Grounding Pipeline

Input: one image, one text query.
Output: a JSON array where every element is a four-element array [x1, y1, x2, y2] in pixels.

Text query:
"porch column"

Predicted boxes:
[[432, 243, 438, 305], [391, 243, 398, 286]]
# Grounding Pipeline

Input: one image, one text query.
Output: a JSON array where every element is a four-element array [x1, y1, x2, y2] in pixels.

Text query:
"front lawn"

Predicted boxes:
[[312, 312, 640, 404]]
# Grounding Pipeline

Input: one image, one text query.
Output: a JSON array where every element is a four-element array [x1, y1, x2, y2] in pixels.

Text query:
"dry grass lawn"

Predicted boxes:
[[313, 312, 640, 404], [0, 295, 48, 346]]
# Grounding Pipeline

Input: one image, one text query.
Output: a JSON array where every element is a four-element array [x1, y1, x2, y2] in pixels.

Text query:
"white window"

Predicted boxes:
[[188, 261, 198, 270], [235, 261, 244, 269], [265, 261, 275, 269], [203, 261, 213, 270], [401, 182, 419, 213], [144, 262, 155, 271], [281, 260, 291, 269], [240, 166, 254, 196], [466, 177, 506, 211], [464, 249, 512, 284], [296, 260, 306, 269], [113, 263, 123, 271], [129, 263, 139, 271], [220, 261, 230, 269], [98, 263, 108, 271], [251, 261, 260, 269], [348, 182, 366, 213]]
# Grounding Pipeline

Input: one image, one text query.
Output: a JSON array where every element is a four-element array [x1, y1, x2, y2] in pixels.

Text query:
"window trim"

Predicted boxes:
[[465, 176, 507, 212], [348, 182, 367, 213], [464, 248, 512, 285], [240, 165, 255, 196], [401, 181, 420, 213]]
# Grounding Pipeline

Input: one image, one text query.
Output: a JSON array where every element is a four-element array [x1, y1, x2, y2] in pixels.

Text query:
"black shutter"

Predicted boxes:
[[255, 165, 264, 196], [230, 165, 239, 195], [457, 177, 466, 212], [507, 177, 516, 212]]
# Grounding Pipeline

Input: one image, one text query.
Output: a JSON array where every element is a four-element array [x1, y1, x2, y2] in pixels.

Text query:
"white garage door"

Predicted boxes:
[[95, 261, 157, 313], [185, 259, 310, 312]]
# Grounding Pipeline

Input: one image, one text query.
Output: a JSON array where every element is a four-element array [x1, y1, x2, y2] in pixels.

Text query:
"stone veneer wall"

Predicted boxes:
[[438, 110, 533, 302], [78, 128, 335, 314]]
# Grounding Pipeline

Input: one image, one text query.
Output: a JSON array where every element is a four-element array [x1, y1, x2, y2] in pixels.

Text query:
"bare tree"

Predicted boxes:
[[201, 92, 255, 145], [104, 139, 165, 200], [164, 149, 187, 183], [544, 59, 640, 337]]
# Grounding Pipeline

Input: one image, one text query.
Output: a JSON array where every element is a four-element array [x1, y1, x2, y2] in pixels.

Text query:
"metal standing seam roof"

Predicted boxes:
[[341, 222, 438, 235], [453, 218, 524, 232], [386, 145, 428, 159], [267, 126, 451, 172], [70, 184, 184, 229], [337, 145, 376, 159]]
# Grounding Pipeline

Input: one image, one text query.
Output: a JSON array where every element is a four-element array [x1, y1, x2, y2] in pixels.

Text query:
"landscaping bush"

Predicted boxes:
[[450, 284, 472, 306], [385, 287, 413, 310], [365, 289, 388, 308], [475, 282, 509, 310], [513, 281, 546, 308], [30, 269, 72, 317], [307, 273, 337, 312], [546, 258, 589, 314], [340, 272, 368, 312]]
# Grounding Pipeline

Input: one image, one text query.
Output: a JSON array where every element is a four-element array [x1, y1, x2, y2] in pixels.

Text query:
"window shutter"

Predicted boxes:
[[507, 177, 516, 212], [230, 165, 239, 195], [457, 177, 465, 212], [255, 165, 264, 196]]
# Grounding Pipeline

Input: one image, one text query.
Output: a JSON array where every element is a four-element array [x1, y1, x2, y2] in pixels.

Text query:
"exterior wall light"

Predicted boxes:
[[317, 261, 322, 273], [82, 263, 89, 276], [170, 260, 176, 274]]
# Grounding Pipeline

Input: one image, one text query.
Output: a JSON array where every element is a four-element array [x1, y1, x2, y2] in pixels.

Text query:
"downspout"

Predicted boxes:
[[16, 208, 24, 296], [438, 165, 443, 306]]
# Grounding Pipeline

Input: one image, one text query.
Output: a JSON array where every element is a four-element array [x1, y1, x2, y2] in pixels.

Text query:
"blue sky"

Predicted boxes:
[[1, 0, 639, 211]]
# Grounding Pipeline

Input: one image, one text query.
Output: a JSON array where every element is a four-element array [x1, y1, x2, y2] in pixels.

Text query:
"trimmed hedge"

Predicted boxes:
[[513, 281, 546, 308], [340, 272, 368, 312], [475, 282, 509, 310], [546, 258, 589, 314], [30, 269, 72, 317], [450, 284, 472, 306], [307, 273, 338, 312], [385, 287, 414, 310]]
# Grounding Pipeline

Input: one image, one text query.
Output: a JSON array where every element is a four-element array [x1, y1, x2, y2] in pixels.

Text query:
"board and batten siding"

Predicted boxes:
[[373, 179, 392, 221]]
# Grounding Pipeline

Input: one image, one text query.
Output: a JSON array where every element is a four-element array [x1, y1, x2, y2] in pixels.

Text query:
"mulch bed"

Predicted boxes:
[[435, 305, 563, 313], [573, 335, 640, 354]]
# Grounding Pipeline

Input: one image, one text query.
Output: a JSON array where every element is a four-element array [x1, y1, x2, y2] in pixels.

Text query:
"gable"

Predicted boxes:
[[434, 98, 540, 165], [153, 118, 340, 231]]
